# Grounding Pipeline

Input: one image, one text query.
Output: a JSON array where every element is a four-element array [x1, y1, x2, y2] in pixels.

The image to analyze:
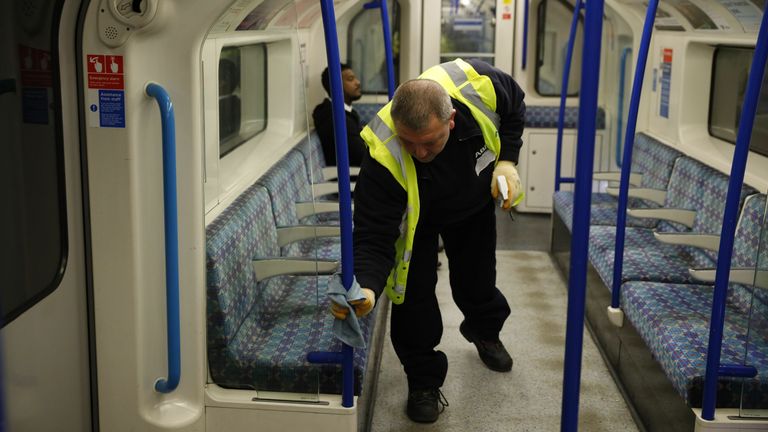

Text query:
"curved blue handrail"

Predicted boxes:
[[363, 0, 396, 99], [702, 13, 768, 421], [554, 0, 583, 192], [610, 0, 659, 310], [560, 0, 604, 428], [522, 0, 530, 70], [146, 83, 181, 394], [616, 47, 632, 168], [315, 0, 356, 408]]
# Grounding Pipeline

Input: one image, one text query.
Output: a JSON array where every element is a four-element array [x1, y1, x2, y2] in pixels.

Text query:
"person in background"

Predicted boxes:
[[330, 58, 525, 424], [312, 64, 366, 167]]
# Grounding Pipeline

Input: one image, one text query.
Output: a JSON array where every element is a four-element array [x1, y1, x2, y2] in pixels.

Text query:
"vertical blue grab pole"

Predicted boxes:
[[522, 0, 530, 70], [146, 83, 181, 394], [554, 0, 583, 192], [701, 15, 768, 421], [379, 0, 396, 100], [560, 0, 604, 428], [318, 0, 356, 408], [609, 0, 658, 310], [615, 47, 632, 168]]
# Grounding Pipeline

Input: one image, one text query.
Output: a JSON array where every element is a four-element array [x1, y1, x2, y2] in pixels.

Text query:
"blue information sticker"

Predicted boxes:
[[99, 89, 125, 128], [22, 88, 49, 125]]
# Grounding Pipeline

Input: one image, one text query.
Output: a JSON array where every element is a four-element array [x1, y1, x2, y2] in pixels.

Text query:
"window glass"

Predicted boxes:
[[1, 3, 67, 326], [348, 1, 401, 94], [535, 0, 582, 96], [440, 0, 495, 65], [709, 47, 753, 141], [219, 44, 267, 157]]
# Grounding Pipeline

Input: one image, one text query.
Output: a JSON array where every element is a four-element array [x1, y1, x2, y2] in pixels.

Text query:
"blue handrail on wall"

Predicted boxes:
[[554, 0, 583, 192], [364, 0, 396, 99], [616, 47, 632, 168], [701, 14, 768, 421], [609, 0, 659, 311], [560, 0, 604, 428], [522, 0, 530, 70], [308, 0, 357, 408], [145, 83, 181, 394]]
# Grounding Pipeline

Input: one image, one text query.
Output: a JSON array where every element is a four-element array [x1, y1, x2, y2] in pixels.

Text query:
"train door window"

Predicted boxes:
[[708, 46, 768, 158], [219, 44, 267, 157], [439, 0, 496, 65], [348, 0, 401, 93], [535, 0, 582, 96], [1, 39, 67, 326]]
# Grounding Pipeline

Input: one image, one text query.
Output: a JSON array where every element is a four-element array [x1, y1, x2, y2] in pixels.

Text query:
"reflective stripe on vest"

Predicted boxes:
[[360, 58, 501, 304]]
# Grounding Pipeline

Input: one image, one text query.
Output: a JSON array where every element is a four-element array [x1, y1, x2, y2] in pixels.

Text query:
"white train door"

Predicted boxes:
[[1, 0, 93, 431], [421, 0, 516, 73]]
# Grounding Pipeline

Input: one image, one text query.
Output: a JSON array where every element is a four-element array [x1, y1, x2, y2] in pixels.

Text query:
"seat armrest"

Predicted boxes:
[[276, 225, 341, 247], [605, 187, 667, 205], [295, 201, 351, 219], [311, 181, 356, 198], [593, 172, 642, 186], [252, 258, 339, 281], [321, 166, 361, 181], [653, 232, 720, 251], [688, 268, 761, 286], [626, 208, 696, 227]]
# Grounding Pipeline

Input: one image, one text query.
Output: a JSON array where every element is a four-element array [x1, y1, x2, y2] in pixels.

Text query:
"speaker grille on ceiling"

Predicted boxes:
[[105, 25, 119, 39]]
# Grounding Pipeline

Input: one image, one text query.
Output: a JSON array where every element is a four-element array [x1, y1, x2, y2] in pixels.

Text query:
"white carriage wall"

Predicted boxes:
[[82, 0, 221, 430], [645, 30, 768, 193]]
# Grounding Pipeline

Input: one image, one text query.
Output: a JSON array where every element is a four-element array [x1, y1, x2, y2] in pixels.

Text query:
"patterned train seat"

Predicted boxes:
[[553, 133, 683, 231], [206, 183, 376, 395]]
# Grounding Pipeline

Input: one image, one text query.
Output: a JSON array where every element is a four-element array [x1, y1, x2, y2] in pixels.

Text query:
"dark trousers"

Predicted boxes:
[[390, 200, 511, 390]]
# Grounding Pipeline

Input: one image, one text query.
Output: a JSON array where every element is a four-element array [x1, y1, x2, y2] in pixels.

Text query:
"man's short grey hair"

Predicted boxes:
[[390, 79, 453, 130]]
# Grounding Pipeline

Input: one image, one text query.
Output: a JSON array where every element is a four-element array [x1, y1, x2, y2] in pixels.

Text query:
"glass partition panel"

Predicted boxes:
[[348, 0, 400, 94], [440, 0, 496, 65], [741, 195, 768, 418], [535, 0, 582, 96]]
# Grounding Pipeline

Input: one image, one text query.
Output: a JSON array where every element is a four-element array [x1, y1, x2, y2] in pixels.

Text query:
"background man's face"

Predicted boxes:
[[342, 69, 362, 102]]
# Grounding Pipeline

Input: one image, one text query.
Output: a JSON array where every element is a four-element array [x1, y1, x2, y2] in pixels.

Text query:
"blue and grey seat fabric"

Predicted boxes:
[[525, 105, 606, 129], [618, 195, 768, 409], [354, 103, 385, 126], [553, 133, 683, 231], [588, 157, 756, 287], [206, 181, 377, 395], [257, 151, 341, 260]]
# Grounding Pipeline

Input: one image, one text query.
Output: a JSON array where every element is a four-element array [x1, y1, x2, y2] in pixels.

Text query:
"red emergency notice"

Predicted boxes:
[[87, 54, 125, 90]]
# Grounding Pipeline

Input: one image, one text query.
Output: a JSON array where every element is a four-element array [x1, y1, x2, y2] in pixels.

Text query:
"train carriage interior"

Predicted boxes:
[[2, 0, 768, 431]]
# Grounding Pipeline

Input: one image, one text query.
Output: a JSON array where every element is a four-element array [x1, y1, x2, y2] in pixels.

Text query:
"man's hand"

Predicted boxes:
[[330, 288, 376, 319], [491, 161, 523, 210]]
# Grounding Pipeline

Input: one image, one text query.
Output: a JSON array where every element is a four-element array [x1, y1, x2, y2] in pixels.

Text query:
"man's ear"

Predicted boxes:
[[448, 109, 457, 130]]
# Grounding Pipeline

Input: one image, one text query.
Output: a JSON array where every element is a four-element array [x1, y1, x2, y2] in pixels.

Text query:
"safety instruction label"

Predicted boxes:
[[87, 54, 125, 128], [659, 48, 672, 119]]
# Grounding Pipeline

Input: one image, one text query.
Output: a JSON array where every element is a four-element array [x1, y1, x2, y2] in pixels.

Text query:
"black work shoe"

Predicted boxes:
[[460, 321, 513, 372], [406, 388, 449, 423]]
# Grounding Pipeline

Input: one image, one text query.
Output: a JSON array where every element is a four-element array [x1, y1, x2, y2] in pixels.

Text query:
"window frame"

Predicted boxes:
[[346, 0, 401, 96]]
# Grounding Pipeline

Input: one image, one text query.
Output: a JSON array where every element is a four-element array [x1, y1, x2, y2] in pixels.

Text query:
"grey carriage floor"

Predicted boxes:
[[369, 250, 639, 432], [496, 208, 552, 251]]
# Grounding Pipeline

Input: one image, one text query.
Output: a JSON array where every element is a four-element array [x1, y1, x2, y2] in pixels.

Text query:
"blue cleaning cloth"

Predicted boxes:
[[328, 273, 367, 349]]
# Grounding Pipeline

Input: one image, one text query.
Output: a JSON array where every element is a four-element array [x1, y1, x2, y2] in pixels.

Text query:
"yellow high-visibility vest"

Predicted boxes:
[[360, 58, 502, 304]]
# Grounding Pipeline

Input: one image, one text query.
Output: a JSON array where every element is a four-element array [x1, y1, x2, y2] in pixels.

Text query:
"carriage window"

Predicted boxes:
[[1, 25, 67, 326], [535, 0, 582, 96], [709, 46, 768, 159], [219, 44, 267, 157], [348, 0, 401, 94], [439, 0, 496, 65]]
